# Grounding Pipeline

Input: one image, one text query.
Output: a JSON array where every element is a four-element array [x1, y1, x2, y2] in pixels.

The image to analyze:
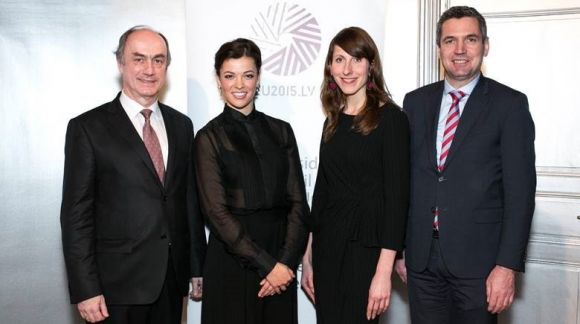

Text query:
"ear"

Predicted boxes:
[[215, 75, 221, 90], [483, 37, 490, 57]]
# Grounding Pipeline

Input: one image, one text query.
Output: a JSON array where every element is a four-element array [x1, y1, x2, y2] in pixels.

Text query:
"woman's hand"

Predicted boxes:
[[366, 248, 396, 320], [258, 262, 294, 297], [367, 270, 392, 320]]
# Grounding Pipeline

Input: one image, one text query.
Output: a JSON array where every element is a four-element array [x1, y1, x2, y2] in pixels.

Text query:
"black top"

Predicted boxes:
[[311, 103, 410, 250], [194, 105, 309, 276]]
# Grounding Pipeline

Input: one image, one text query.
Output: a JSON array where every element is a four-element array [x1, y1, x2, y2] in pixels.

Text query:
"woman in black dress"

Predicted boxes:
[[301, 27, 410, 323], [194, 38, 309, 324]]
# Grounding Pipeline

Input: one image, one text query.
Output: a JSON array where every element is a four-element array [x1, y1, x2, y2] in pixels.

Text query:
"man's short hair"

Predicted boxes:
[[436, 6, 488, 46], [114, 25, 172, 66]]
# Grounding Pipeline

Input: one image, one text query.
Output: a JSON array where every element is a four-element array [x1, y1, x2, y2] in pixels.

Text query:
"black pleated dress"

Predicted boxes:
[[194, 106, 309, 324], [311, 103, 410, 324]]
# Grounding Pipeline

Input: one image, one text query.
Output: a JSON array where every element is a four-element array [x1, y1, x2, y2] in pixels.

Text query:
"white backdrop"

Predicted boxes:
[[186, 0, 388, 201], [0, 1, 188, 323], [0, 0, 419, 323], [184, 1, 411, 323], [2, 1, 575, 323]]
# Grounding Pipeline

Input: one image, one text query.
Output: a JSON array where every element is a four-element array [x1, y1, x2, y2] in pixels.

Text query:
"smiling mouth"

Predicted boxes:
[[452, 59, 469, 64], [232, 92, 247, 99], [340, 78, 358, 84]]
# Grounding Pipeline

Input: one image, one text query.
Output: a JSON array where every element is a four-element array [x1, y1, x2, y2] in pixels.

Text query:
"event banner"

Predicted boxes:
[[185, 1, 387, 322]]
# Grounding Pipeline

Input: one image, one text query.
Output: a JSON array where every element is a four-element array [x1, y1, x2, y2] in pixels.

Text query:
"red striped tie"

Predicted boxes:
[[141, 109, 165, 184], [438, 90, 466, 172], [433, 90, 465, 231]]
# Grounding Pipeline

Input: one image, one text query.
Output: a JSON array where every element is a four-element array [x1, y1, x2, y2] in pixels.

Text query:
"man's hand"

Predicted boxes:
[[394, 257, 407, 284], [77, 295, 108, 323], [190, 277, 203, 301], [300, 258, 315, 303], [486, 265, 516, 314]]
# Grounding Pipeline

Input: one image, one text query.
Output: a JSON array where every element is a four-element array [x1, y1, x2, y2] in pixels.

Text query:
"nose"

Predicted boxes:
[[235, 76, 244, 88], [144, 60, 154, 75], [455, 40, 466, 54], [342, 59, 353, 75]]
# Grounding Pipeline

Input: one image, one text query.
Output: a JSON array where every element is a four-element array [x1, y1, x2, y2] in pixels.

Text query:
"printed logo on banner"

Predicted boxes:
[[250, 3, 321, 76]]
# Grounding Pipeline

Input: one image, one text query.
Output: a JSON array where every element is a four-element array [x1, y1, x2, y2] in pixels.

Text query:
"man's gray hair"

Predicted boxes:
[[114, 25, 171, 66]]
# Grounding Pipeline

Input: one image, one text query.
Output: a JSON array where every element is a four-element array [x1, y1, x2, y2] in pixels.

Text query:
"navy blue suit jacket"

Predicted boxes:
[[403, 76, 536, 278]]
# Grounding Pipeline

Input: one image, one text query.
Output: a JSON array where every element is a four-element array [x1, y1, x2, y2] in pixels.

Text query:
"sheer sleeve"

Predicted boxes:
[[194, 128, 276, 277], [277, 124, 309, 269]]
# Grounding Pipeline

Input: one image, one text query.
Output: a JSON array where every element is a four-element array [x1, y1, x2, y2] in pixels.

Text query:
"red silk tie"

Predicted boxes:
[[141, 109, 165, 184], [438, 90, 466, 172]]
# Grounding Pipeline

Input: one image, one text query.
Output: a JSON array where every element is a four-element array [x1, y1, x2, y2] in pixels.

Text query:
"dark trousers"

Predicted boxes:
[[407, 238, 497, 324], [95, 256, 183, 324]]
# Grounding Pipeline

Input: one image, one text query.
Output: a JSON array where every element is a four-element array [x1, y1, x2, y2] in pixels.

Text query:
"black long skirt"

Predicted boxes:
[[201, 209, 298, 324]]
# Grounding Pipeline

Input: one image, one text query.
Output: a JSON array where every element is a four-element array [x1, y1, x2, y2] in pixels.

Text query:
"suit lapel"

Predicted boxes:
[[443, 76, 490, 170], [160, 104, 176, 189], [425, 82, 445, 170], [105, 95, 165, 189]]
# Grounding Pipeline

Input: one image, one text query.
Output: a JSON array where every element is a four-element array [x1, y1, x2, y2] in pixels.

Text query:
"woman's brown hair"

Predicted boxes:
[[320, 27, 393, 142]]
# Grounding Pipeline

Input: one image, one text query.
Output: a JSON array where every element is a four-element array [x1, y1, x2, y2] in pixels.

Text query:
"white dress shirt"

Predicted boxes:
[[120, 91, 169, 168], [435, 74, 481, 162]]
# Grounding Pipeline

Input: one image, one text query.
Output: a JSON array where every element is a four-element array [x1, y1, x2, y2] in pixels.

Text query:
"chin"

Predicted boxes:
[[229, 102, 251, 110]]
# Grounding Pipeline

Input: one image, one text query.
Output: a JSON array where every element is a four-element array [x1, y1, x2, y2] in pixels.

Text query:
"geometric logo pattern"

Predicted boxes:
[[251, 3, 321, 76]]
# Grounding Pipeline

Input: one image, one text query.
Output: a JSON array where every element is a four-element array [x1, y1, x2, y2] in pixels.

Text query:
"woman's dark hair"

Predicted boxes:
[[320, 27, 392, 142], [214, 38, 262, 75]]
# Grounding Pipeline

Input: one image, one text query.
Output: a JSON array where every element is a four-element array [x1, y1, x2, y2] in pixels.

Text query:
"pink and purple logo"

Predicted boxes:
[[251, 3, 321, 76]]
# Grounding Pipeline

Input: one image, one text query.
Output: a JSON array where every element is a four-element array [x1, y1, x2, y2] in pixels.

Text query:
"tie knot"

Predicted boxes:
[[141, 109, 153, 120], [449, 90, 466, 101]]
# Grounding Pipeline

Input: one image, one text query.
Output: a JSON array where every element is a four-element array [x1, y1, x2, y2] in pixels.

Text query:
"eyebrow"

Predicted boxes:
[[443, 33, 480, 39], [222, 70, 257, 74], [130, 52, 167, 59]]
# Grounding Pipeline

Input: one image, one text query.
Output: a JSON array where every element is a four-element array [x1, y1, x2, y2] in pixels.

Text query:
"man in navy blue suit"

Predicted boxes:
[[398, 6, 536, 324]]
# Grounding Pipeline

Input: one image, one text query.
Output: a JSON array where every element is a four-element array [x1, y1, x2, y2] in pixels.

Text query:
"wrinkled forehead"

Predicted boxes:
[[125, 30, 168, 56]]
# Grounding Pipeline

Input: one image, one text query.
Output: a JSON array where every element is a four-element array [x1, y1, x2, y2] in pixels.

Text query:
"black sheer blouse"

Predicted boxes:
[[194, 105, 309, 276]]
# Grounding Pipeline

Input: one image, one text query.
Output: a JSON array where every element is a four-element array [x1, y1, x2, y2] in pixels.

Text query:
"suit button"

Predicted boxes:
[[438, 176, 446, 182], [161, 234, 167, 239], [162, 195, 168, 202]]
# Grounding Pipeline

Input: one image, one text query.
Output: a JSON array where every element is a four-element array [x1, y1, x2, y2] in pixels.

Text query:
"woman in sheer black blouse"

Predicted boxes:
[[194, 38, 309, 324]]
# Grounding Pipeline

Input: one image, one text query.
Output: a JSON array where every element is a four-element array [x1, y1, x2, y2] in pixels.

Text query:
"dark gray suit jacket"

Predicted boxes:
[[403, 76, 536, 278], [61, 93, 207, 304]]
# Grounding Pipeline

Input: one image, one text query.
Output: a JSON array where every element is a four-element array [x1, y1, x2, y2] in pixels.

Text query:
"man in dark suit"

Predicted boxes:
[[398, 6, 536, 324], [60, 26, 206, 324]]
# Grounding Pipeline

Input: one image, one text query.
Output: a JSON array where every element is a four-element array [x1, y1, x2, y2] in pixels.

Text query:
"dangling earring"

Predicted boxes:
[[256, 84, 261, 95], [367, 65, 375, 90], [328, 80, 337, 90], [367, 74, 375, 90]]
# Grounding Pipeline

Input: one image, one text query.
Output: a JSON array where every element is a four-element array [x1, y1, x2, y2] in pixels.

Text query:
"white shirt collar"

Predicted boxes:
[[443, 73, 481, 96], [120, 91, 160, 119]]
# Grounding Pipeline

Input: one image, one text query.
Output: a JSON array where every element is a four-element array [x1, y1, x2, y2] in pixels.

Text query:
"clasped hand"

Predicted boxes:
[[258, 262, 294, 297]]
